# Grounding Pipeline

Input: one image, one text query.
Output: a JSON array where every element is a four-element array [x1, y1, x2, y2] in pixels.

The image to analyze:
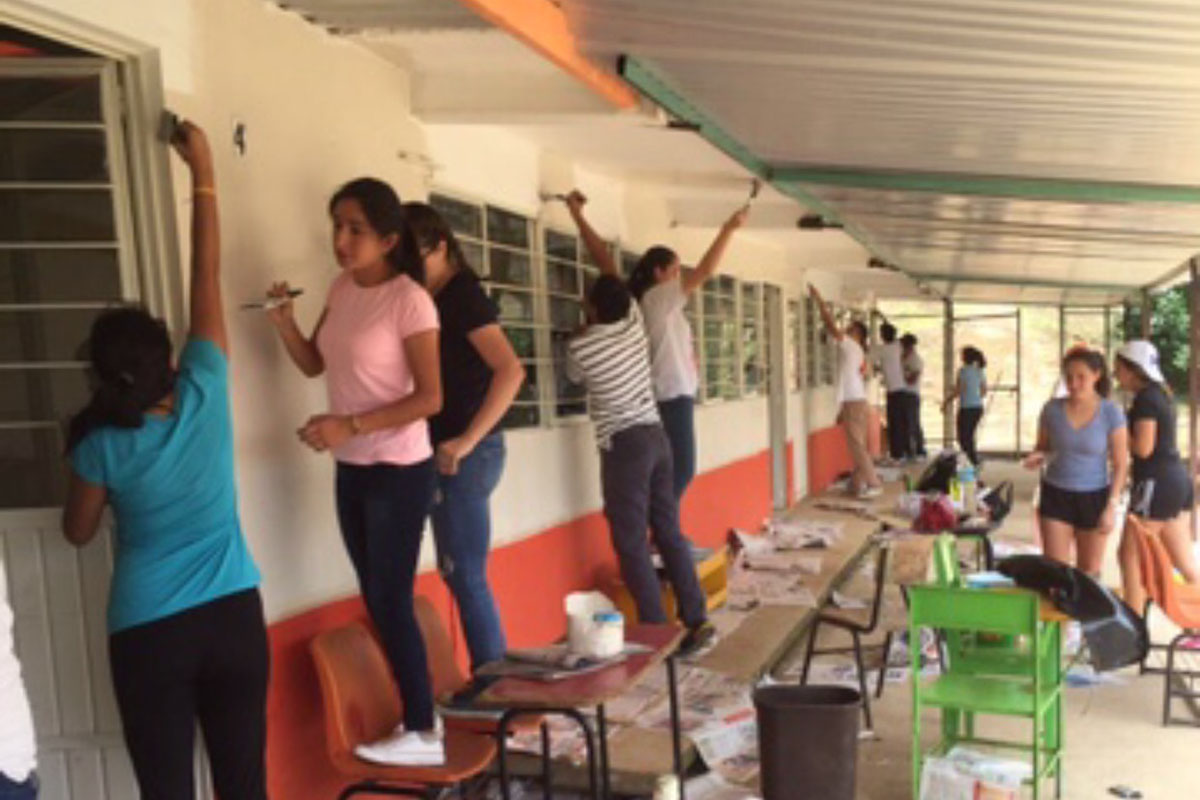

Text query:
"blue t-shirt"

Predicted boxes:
[[1040, 397, 1127, 492], [71, 339, 260, 632], [958, 365, 984, 409]]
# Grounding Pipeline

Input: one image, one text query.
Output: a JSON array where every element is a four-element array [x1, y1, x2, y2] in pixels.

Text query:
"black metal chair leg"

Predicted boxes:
[[540, 721, 551, 800], [876, 631, 892, 699], [851, 630, 872, 731], [799, 618, 821, 684]]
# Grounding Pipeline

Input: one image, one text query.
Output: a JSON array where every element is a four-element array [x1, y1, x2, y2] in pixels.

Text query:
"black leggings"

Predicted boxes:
[[957, 406, 983, 465], [109, 589, 269, 800]]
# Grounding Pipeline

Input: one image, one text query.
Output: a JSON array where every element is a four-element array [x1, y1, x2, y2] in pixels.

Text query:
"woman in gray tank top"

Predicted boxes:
[[1023, 349, 1128, 577]]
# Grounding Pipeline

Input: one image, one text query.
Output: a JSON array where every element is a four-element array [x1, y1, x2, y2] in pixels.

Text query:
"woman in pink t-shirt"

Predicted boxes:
[[266, 178, 445, 766]]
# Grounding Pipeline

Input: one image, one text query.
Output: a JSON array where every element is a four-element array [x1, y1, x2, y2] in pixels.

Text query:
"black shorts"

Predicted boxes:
[[1130, 465, 1195, 521], [1038, 481, 1110, 530]]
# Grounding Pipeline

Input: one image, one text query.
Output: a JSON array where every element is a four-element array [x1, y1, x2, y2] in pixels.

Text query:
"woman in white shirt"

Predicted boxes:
[[810, 285, 882, 498], [562, 191, 747, 505]]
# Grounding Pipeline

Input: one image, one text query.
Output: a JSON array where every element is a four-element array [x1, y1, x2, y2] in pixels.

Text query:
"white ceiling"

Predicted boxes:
[[271, 0, 1200, 304]]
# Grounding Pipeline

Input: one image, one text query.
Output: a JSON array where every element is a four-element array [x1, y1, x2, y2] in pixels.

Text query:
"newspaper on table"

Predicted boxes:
[[764, 517, 843, 551], [685, 772, 762, 800], [741, 551, 822, 575]]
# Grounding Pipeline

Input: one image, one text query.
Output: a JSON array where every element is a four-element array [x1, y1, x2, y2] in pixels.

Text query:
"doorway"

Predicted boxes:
[[2, 19, 177, 797]]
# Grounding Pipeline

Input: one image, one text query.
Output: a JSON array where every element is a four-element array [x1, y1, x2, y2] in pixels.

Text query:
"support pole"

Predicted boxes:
[[1104, 305, 1112, 359], [1189, 259, 1199, 541], [943, 299, 954, 448], [1016, 308, 1024, 456], [1141, 289, 1153, 338], [1058, 305, 1066, 361]]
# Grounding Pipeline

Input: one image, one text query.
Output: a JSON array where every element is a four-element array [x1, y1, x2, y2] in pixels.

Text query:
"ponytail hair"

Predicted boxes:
[[402, 201, 476, 279], [962, 346, 987, 368], [1062, 348, 1111, 398], [329, 178, 424, 285], [628, 245, 677, 301], [66, 307, 175, 452]]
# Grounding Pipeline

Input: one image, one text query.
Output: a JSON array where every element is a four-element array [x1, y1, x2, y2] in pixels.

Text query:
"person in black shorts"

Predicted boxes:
[[1114, 340, 1200, 613]]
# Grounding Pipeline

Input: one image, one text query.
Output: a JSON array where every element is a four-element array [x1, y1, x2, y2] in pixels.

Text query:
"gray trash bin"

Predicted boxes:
[[753, 684, 860, 800]]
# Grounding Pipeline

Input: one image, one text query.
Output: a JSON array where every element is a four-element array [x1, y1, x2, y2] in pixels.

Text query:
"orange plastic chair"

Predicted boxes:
[[309, 621, 497, 798], [1127, 515, 1200, 726]]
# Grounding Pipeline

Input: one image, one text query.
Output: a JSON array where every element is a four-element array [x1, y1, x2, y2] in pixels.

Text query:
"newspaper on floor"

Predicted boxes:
[[690, 704, 760, 784], [685, 772, 762, 800]]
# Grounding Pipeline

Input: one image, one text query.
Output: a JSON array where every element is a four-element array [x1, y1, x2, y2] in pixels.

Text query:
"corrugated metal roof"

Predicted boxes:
[[563, 0, 1200, 303]]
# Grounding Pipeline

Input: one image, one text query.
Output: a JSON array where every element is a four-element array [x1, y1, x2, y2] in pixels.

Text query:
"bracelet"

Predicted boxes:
[[349, 414, 363, 435], [193, 186, 216, 196]]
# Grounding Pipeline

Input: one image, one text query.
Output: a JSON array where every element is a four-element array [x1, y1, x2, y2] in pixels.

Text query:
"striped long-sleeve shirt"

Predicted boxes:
[[566, 303, 661, 449]]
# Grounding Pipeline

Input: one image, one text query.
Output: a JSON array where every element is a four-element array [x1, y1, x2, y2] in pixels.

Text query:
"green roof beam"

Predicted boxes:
[[773, 168, 1200, 205]]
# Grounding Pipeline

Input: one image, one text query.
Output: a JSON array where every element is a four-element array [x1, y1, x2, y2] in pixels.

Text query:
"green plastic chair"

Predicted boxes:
[[909, 582, 1063, 799]]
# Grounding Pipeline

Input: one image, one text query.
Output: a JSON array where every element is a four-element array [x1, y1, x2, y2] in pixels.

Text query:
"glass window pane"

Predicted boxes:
[[0, 368, 91, 423], [0, 76, 101, 122], [488, 248, 532, 287], [0, 427, 67, 508], [516, 361, 539, 402], [0, 249, 122, 304], [429, 193, 482, 239], [503, 325, 537, 359], [0, 129, 109, 182], [459, 240, 485, 275], [546, 260, 577, 295], [0, 189, 115, 241], [549, 297, 582, 330], [491, 289, 534, 323], [544, 230, 577, 262], [621, 250, 639, 277], [486, 207, 529, 249], [502, 404, 539, 429], [0, 308, 104, 362]]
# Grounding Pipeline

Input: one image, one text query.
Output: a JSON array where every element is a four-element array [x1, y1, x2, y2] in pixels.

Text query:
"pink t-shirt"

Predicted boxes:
[[317, 271, 440, 465]]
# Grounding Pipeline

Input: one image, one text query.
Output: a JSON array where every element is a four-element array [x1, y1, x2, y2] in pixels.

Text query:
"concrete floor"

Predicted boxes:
[[783, 459, 1200, 800]]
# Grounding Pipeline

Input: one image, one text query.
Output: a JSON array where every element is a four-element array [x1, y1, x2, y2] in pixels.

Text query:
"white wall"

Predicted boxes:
[[12, 0, 863, 621]]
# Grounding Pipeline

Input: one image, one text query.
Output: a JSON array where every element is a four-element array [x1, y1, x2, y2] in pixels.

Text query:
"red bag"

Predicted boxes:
[[914, 495, 957, 532]]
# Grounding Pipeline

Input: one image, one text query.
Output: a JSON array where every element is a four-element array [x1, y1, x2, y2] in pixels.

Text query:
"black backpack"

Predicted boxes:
[[998, 555, 1148, 672]]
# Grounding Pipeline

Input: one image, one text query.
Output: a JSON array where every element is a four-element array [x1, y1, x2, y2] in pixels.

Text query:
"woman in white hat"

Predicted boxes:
[[1114, 340, 1200, 613]]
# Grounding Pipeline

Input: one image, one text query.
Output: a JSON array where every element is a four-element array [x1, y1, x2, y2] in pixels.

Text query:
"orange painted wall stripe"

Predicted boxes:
[[452, 0, 639, 110], [265, 445, 778, 797]]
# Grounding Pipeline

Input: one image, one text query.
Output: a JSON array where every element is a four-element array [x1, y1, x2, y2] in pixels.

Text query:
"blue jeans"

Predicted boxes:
[[335, 459, 437, 731], [0, 772, 37, 800], [657, 396, 696, 501], [431, 433, 508, 669]]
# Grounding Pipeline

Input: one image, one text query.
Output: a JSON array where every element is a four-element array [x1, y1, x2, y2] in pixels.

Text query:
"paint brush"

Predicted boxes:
[[241, 289, 303, 310]]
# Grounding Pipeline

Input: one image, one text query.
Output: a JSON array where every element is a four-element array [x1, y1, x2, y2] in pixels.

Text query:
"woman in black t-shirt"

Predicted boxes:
[[1114, 340, 1200, 613], [404, 202, 526, 670]]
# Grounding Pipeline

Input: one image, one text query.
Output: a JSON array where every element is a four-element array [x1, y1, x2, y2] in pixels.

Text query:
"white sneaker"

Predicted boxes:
[[857, 485, 883, 499], [355, 729, 445, 766]]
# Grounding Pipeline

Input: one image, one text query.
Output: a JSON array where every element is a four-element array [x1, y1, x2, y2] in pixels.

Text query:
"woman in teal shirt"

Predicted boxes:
[[944, 346, 988, 466], [61, 122, 266, 800]]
